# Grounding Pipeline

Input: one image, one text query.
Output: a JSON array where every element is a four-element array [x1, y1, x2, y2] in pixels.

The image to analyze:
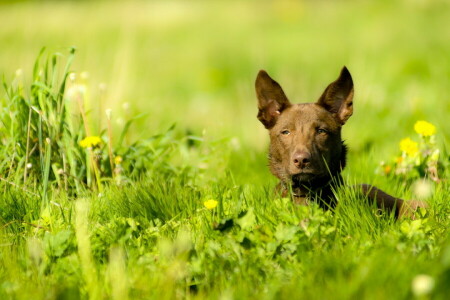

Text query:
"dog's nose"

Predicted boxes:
[[293, 152, 311, 169]]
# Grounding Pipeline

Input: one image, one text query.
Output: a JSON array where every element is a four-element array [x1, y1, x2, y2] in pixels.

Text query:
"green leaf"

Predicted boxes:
[[236, 208, 256, 230], [275, 224, 299, 242]]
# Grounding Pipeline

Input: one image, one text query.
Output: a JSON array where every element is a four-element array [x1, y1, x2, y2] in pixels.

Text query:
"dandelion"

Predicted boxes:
[[414, 120, 436, 137], [78, 84, 87, 95], [399, 138, 418, 157], [116, 118, 125, 126], [412, 179, 433, 200], [80, 71, 90, 80], [105, 108, 112, 120], [114, 156, 123, 165], [412, 274, 435, 297], [66, 83, 86, 100], [79, 136, 102, 148], [203, 199, 218, 210], [381, 121, 441, 180], [69, 72, 76, 82], [230, 137, 241, 151]]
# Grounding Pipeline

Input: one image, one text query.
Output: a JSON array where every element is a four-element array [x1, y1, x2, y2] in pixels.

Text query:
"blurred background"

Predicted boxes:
[[1, 0, 449, 182]]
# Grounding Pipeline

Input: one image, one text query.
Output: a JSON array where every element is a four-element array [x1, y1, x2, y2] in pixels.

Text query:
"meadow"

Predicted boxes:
[[1, 0, 450, 299]]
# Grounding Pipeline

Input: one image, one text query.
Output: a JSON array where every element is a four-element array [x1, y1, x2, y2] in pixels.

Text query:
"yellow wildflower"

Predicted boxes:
[[384, 165, 392, 175], [79, 136, 102, 148], [114, 156, 123, 165], [203, 199, 218, 210], [414, 120, 436, 137], [395, 156, 403, 164], [399, 138, 419, 157]]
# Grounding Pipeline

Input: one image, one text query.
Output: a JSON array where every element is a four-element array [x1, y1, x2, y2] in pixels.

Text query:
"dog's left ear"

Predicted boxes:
[[317, 66, 354, 124]]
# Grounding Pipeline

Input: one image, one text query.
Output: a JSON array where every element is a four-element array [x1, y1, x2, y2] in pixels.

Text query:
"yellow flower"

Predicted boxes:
[[79, 136, 102, 148], [203, 199, 218, 210], [414, 120, 436, 137], [114, 156, 123, 165], [384, 165, 392, 175], [399, 138, 419, 157]]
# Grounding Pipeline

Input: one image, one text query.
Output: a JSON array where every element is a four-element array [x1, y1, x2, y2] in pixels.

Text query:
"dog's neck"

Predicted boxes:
[[291, 175, 341, 208], [281, 143, 347, 208]]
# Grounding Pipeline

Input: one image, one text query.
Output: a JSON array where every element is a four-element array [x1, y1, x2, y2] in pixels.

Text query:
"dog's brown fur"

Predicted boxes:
[[255, 67, 426, 218]]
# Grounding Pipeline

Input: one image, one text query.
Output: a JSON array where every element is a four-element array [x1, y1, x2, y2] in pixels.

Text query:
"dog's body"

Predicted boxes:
[[255, 67, 425, 218]]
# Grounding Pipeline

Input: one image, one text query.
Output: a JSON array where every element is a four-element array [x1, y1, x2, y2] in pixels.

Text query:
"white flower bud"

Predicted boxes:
[[69, 73, 76, 82], [80, 71, 89, 80], [412, 274, 434, 296], [105, 109, 112, 120]]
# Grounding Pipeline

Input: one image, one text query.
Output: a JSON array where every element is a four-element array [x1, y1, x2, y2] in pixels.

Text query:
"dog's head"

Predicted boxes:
[[255, 67, 354, 189]]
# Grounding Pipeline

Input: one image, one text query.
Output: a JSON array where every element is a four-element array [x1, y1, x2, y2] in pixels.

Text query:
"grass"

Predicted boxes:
[[1, 0, 450, 299]]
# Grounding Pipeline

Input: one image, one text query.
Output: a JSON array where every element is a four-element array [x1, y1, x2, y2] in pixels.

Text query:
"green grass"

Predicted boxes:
[[1, 0, 450, 299]]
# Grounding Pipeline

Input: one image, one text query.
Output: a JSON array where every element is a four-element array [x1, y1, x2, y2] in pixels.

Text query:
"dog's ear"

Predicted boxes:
[[317, 66, 354, 124], [255, 70, 291, 129]]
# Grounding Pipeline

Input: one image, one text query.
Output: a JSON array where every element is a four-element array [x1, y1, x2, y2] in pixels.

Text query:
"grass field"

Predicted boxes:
[[1, 0, 450, 299]]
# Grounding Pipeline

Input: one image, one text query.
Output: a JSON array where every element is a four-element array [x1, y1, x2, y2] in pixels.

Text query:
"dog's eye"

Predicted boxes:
[[317, 128, 328, 134], [281, 130, 290, 135]]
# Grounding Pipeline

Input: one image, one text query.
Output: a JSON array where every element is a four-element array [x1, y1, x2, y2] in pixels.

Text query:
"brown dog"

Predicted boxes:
[[255, 67, 426, 218]]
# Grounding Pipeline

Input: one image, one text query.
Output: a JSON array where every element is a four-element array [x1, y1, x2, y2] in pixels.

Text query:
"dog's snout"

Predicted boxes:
[[293, 151, 311, 169]]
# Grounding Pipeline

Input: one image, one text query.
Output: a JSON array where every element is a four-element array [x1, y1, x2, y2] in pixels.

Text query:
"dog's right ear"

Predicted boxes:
[[255, 70, 291, 129]]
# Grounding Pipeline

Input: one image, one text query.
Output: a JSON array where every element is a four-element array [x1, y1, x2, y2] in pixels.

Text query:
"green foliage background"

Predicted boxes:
[[1, 0, 450, 299]]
